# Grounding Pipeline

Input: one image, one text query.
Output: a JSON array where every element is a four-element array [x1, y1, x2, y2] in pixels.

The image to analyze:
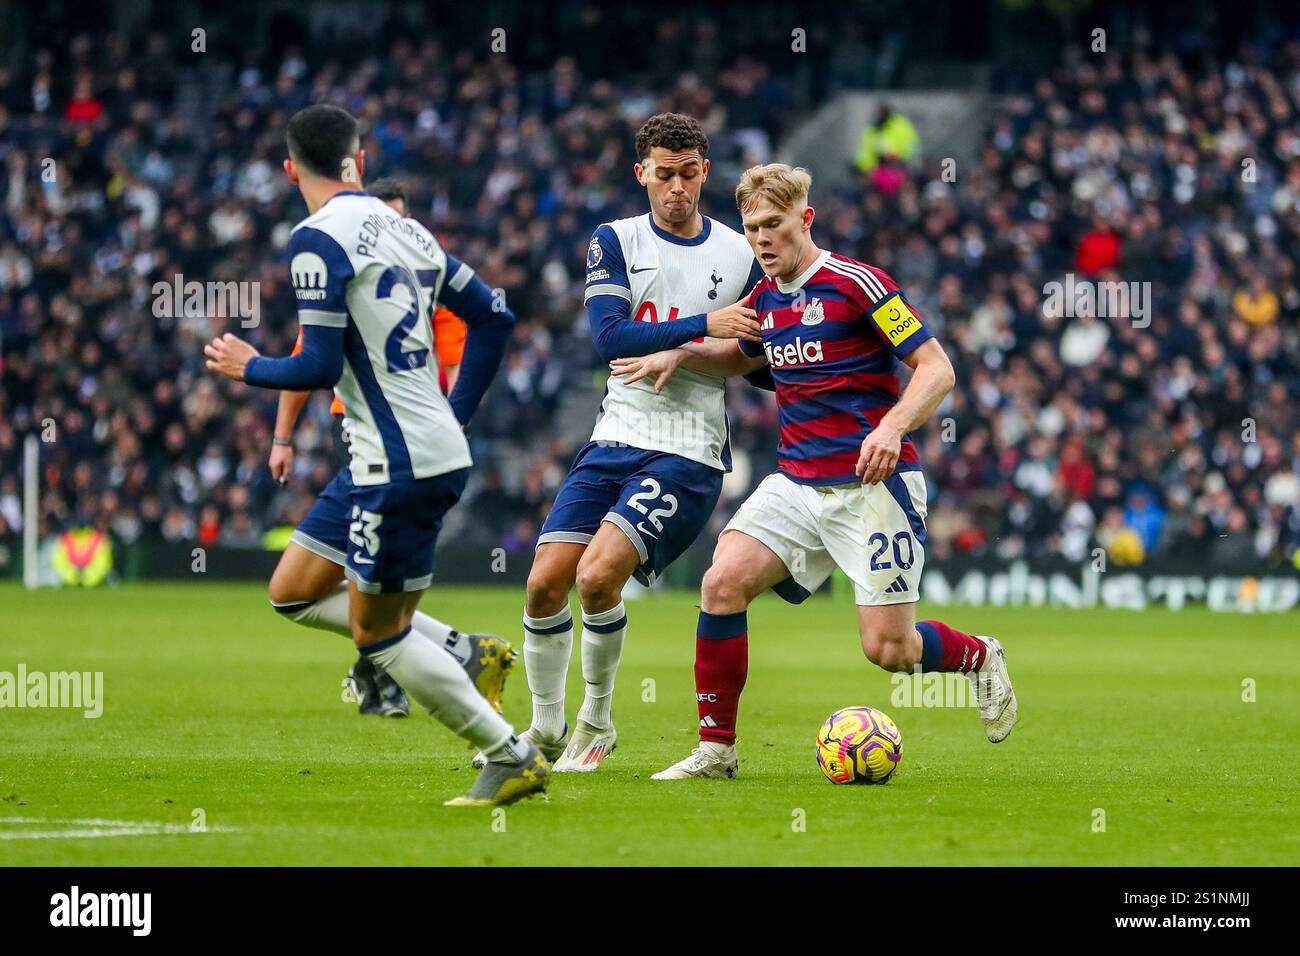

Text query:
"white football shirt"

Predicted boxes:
[[289, 192, 471, 485], [583, 213, 761, 470]]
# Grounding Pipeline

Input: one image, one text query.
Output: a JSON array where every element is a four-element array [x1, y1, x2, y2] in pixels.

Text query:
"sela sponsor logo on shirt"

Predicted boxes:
[[764, 335, 824, 368], [50, 886, 152, 936], [290, 251, 329, 301]]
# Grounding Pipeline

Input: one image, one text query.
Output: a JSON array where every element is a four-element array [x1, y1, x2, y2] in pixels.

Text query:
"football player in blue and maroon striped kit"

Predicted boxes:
[[615, 164, 1020, 780]]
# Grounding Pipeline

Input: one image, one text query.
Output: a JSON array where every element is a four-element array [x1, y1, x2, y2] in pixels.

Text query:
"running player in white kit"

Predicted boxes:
[[204, 105, 546, 806], [512, 113, 767, 772]]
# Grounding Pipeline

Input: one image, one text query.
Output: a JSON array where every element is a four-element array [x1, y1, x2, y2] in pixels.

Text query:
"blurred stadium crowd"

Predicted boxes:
[[1, 21, 1298, 570]]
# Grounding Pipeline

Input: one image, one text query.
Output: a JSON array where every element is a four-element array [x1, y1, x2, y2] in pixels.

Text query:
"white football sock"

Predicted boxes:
[[480, 735, 529, 764], [273, 586, 469, 665], [576, 602, 627, 730], [523, 605, 573, 739], [364, 627, 513, 753], [271, 585, 351, 637], [410, 612, 471, 665]]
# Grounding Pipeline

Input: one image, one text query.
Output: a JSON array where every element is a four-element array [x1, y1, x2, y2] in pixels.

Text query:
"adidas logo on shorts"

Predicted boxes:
[[884, 574, 909, 594]]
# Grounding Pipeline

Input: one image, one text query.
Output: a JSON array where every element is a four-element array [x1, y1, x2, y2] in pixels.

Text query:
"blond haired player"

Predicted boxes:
[[613, 164, 1018, 780]]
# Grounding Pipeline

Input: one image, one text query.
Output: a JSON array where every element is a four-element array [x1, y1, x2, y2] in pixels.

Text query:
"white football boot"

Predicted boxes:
[[472, 724, 568, 769], [551, 719, 618, 772], [971, 637, 1018, 742], [650, 742, 739, 780]]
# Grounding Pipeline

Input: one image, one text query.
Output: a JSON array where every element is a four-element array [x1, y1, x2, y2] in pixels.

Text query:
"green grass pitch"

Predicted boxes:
[[1, 582, 1297, 866]]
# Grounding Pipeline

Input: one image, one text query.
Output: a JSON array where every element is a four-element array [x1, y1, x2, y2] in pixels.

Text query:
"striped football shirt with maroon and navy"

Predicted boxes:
[[740, 249, 936, 486]]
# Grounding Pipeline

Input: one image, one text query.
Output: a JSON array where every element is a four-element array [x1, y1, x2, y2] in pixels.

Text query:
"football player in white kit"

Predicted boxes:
[[513, 113, 768, 772], [264, 178, 516, 724], [205, 105, 547, 807]]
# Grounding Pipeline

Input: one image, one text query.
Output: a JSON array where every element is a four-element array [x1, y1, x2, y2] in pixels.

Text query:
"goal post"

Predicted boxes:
[[23, 433, 38, 589]]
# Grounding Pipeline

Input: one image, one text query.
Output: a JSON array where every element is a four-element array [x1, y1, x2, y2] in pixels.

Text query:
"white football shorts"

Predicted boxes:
[[723, 470, 928, 606]]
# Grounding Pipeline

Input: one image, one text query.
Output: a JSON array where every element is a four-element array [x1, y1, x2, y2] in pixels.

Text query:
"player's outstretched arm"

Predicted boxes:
[[855, 337, 955, 484], [439, 254, 516, 426], [609, 339, 767, 394], [209, 225, 350, 390], [588, 295, 761, 362], [680, 337, 769, 376], [206, 325, 344, 391], [584, 224, 761, 360]]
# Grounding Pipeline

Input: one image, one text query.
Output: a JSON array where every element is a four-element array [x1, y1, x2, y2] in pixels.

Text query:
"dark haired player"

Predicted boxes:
[[269, 175, 506, 722], [503, 112, 766, 772], [205, 105, 546, 806]]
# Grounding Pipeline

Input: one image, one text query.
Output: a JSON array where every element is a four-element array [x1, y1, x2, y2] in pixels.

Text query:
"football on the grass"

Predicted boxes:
[[815, 706, 903, 784]]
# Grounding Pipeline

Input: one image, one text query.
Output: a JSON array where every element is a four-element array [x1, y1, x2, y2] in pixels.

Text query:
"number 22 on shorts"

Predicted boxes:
[[626, 478, 677, 540]]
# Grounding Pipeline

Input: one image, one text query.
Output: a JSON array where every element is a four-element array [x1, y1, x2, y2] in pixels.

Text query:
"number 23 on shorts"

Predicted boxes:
[[349, 506, 382, 561]]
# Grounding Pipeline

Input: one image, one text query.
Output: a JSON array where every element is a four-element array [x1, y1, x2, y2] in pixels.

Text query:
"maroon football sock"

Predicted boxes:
[[916, 619, 988, 672], [695, 610, 748, 745]]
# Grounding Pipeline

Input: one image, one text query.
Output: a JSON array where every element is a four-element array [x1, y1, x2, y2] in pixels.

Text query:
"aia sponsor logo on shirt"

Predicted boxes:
[[764, 335, 824, 368], [634, 301, 685, 323]]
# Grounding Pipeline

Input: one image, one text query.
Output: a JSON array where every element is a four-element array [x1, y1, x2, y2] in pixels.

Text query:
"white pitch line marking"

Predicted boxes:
[[2, 817, 171, 826], [0, 817, 238, 840]]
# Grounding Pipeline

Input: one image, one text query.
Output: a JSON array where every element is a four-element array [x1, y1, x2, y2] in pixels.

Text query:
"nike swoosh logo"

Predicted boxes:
[[636, 522, 659, 539], [353, 555, 375, 565], [629, 266, 657, 274]]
